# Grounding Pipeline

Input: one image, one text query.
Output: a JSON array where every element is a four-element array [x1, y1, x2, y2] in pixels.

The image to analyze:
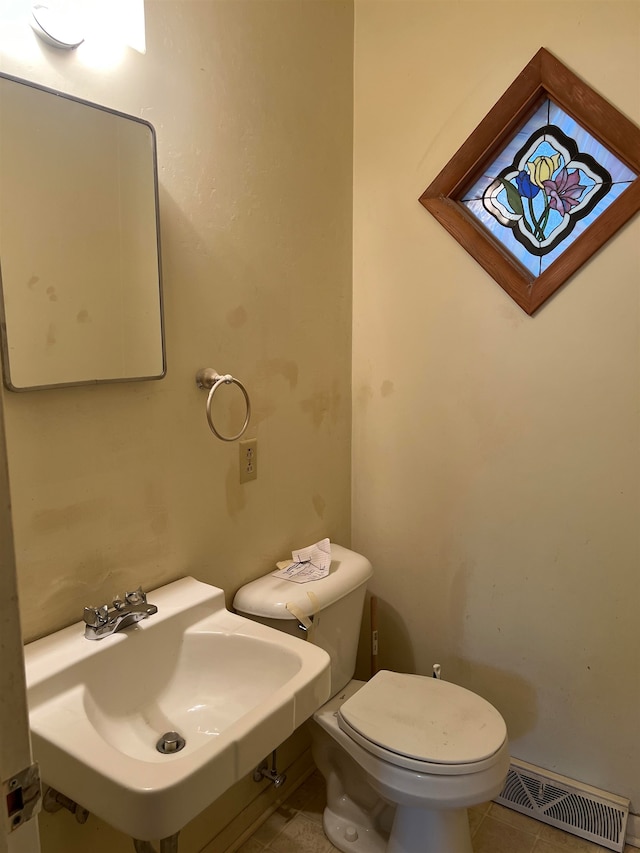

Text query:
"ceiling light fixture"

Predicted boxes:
[[30, 4, 84, 50]]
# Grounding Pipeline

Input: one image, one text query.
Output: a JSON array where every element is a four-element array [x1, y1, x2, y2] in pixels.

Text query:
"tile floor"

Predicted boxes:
[[237, 769, 636, 853]]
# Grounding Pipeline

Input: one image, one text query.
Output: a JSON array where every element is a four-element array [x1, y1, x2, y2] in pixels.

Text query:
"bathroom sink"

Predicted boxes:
[[24, 577, 331, 841]]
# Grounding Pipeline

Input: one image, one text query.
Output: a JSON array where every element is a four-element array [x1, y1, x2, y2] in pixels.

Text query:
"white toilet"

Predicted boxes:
[[233, 544, 509, 853]]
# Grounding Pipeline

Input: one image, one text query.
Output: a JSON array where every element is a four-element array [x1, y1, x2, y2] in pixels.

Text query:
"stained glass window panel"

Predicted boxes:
[[460, 99, 637, 279]]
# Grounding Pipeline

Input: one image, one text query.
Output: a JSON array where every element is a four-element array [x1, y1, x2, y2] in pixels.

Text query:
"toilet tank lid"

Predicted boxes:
[[233, 544, 372, 620]]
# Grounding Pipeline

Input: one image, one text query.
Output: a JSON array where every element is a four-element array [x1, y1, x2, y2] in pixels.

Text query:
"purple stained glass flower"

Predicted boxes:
[[543, 167, 587, 214]]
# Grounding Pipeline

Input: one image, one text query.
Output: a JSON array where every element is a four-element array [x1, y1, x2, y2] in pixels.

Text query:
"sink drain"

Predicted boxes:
[[156, 731, 186, 754]]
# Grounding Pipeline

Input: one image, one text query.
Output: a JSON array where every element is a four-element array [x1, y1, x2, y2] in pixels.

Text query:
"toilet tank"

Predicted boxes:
[[233, 544, 372, 697]]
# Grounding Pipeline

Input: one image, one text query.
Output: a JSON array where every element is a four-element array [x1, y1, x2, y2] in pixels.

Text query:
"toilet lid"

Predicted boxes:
[[338, 670, 507, 766]]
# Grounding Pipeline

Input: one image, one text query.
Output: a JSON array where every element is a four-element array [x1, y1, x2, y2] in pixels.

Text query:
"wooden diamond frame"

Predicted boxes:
[[419, 48, 640, 315]]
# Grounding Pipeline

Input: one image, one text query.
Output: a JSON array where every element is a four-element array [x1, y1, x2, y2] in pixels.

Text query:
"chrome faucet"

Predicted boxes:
[[83, 587, 158, 640]]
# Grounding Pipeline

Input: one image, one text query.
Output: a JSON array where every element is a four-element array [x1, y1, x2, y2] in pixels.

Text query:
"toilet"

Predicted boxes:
[[233, 544, 509, 853]]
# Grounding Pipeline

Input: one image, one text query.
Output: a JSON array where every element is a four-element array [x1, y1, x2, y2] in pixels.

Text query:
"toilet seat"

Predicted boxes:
[[337, 670, 507, 776]]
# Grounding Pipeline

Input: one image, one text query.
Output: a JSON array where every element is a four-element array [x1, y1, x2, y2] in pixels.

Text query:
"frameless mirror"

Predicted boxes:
[[0, 73, 165, 391]]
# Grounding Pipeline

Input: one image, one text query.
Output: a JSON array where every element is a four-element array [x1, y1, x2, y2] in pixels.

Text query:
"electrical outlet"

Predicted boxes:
[[239, 438, 257, 483]]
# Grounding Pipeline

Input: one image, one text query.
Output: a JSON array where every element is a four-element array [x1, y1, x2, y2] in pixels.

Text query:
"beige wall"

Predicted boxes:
[[353, 0, 640, 814], [3, 0, 640, 847], [0, 1, 353, 850]]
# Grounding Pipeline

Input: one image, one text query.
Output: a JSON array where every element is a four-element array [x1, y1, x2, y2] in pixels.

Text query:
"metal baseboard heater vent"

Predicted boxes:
[[495, 759, 630, 852]]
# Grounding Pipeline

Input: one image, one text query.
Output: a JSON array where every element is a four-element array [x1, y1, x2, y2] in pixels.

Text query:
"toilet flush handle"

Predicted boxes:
[[285, 601, 315, 637]]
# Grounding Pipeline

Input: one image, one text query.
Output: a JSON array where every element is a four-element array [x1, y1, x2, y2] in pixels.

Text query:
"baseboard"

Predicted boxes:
[[626, 812, 640, 849]]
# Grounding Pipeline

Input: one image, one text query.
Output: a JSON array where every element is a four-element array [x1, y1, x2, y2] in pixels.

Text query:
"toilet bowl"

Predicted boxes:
[[233, 545, 510, 853], [311, 675, 509, 853]]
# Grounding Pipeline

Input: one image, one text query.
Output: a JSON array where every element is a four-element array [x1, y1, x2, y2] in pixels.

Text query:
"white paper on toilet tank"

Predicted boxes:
[[272, 538, 331, 583]]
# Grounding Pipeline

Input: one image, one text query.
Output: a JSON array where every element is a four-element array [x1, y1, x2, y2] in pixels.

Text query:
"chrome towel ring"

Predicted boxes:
[[195, 368, 251, 441]]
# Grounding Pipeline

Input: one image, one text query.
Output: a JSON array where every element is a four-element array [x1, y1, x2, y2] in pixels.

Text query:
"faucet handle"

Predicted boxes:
[[83, 605, 108, 627], [124, 587, 147, 606]]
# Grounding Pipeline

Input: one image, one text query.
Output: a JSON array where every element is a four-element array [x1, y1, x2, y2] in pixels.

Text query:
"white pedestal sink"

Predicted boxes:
[[24, 577, 331, 841]]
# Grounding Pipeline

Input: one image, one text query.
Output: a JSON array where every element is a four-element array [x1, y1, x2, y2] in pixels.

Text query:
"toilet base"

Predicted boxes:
[[322, 802, 473, 853], [323, 805, 388, 853], [388, 805, 473, 853]]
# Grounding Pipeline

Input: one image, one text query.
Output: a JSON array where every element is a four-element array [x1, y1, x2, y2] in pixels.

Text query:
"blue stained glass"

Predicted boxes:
[[463, 101, 554, 203], [461, 99, 638, 278], [463, 198, 542, 277], [547, 102, 636, 184]]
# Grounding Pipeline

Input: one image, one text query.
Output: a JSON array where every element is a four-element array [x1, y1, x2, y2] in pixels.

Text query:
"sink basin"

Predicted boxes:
[[24, 577, 331, 841]]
